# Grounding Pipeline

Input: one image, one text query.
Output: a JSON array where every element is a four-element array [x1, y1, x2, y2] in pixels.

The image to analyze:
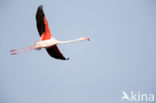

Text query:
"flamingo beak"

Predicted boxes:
[[85, 37, 90, 41], [82, 37, 90, 41]]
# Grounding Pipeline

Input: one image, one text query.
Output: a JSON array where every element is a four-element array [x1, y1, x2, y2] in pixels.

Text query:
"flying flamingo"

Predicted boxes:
[[10, 5, 89, 60]]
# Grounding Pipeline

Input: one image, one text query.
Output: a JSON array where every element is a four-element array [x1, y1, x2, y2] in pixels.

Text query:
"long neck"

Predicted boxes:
[[58, 38, 82, 44]]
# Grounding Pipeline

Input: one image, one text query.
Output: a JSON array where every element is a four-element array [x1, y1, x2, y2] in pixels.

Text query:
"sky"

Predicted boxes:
[[0, 0, 156, 103]]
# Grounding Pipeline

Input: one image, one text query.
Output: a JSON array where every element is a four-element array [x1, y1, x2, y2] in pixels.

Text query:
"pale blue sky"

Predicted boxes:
[[1, 0, 156, 103]]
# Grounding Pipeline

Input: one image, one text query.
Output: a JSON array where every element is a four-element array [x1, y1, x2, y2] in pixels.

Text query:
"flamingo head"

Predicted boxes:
[[80, 37, 90, 41]]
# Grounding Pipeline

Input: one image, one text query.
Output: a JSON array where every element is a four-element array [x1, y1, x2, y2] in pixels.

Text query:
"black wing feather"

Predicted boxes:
[[46, 45, 69, 60], [36, 5, 45, 36]]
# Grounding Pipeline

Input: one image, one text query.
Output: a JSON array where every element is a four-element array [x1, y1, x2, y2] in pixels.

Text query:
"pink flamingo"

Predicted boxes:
[[10, 5, 89, 60]]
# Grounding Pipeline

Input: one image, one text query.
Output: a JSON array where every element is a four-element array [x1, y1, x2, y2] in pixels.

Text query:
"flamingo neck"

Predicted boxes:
[[58, 38, 82, 44]]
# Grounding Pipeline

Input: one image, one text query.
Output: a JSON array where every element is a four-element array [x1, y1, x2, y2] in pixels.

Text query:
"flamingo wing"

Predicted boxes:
[[36, 5, 68, 60], [46, 45, 69, 60], [36, 5, 52, 41]]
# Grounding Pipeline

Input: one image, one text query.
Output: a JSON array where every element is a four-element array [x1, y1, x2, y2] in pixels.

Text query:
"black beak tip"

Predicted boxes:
[[66, 58, 70, 60]]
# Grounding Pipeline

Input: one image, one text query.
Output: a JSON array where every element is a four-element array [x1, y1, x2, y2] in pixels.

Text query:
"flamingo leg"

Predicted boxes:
[[10, 45, 35, 52], [11, 47, 36, 55]]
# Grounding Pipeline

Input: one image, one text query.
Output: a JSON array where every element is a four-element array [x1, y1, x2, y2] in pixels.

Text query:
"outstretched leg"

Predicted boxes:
[[10, 44, 40, 55], [11, 47, 35, 55], [10, 45, 34, 52]]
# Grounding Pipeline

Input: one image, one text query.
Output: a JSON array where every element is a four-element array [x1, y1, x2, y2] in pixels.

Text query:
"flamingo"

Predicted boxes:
[[10, 5, 89, 60]]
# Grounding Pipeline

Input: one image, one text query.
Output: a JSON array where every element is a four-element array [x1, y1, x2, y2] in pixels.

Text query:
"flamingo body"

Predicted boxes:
[[35, 38, 58, 48]]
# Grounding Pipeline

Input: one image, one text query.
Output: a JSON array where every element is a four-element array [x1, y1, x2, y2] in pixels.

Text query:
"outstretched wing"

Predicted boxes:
[[36, 5, 52, 41], [46, 45, 69, 60], [36, 5, 68, 60]]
